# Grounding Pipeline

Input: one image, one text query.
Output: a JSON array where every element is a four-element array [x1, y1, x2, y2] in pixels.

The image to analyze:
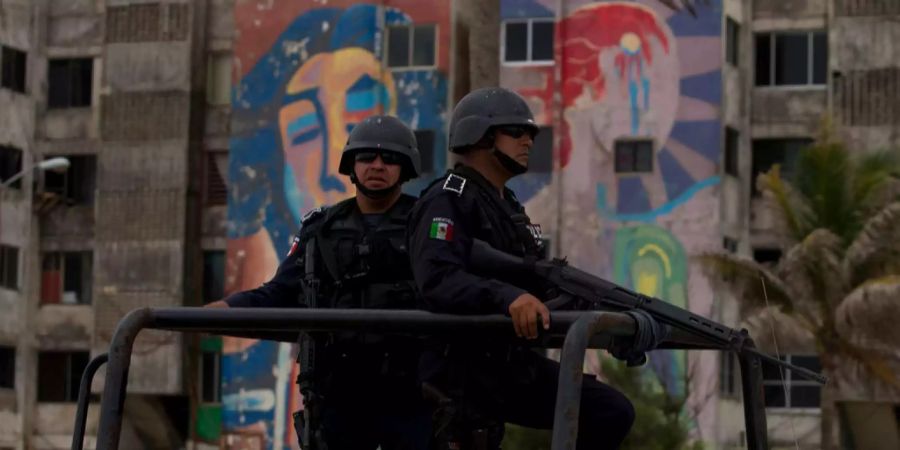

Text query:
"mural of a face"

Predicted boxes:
[[278, 48, 396, 208]]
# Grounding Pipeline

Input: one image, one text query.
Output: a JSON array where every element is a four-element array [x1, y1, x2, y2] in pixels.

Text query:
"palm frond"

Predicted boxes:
[[835, 275, 900, 350], [792, 139, 857, 244], [741, 307, 816, 353], [776, 229, 846, 317], [693, 252, 794, 317], [845, 202, 900, 286], [853, 150, 900, 213], [757, 166, 813, 242]]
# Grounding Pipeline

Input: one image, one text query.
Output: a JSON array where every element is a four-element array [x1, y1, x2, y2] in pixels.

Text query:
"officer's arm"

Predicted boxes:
[[222, 235, 307, 308], [409, 193, 526, 315]]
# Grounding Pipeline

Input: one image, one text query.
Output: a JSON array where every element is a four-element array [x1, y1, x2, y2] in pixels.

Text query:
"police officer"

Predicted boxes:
[[209, 115, 431, 450], [408, 88, 637, 450]]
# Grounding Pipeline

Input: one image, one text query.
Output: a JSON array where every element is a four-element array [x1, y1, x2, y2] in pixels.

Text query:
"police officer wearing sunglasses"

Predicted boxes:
[[408, 88, 636, 449], [210, 115, 431, 449]]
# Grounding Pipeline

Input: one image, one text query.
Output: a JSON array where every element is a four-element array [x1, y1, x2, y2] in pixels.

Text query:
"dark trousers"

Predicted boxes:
[[424, 348, 635, 450], [320, 401, 433, 450]]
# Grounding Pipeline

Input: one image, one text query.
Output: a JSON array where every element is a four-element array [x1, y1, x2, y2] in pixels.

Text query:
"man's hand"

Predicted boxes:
[[205, 300, 230, 308], [508, 293, 550, 339]]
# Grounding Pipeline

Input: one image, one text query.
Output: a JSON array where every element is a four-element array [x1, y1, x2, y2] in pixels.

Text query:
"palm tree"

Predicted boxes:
[[695, 127, 900, 450]]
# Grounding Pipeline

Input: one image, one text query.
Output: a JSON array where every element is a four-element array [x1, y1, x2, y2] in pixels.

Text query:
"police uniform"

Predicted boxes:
[[408, 88, 635, 450], [226, 115, 432, 450]]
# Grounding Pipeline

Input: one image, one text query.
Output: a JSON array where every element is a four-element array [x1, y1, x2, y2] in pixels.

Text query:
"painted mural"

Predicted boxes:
[[224, 1, 450, 448], [504, 0, 724, 441]]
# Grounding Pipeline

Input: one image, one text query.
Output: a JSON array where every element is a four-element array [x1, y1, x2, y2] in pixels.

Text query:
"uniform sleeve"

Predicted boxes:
[[224, 234, 307, 308], [409, 192, 526, 315]]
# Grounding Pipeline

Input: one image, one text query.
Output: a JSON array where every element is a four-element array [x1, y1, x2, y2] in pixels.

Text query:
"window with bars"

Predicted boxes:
[[386, 24, 437, 69], [614, 139, 654, 173], [1, 46, 26, 93], [755, 31, 827, 87], [41, 252, 93, 305], [44, 155, 96, 204], [0, 246, 19, 291], [207, 53, 232, 106], [48, 58, 93, 108], [762, 355, 821, 409], [204, 151, 228, 206], [719, 351, 739, 398], [38, 351, 89, 402], [0, 145, 23, 189], [502, 19, 554, 64]]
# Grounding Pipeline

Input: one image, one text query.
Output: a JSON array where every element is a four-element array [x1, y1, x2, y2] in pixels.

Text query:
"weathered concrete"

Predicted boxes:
[[35, 304, 93, 349]]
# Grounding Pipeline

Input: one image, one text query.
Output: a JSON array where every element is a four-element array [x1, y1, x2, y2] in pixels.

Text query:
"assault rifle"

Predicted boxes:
[[296, 238, 327, 450], [469, 239, 827, 384]]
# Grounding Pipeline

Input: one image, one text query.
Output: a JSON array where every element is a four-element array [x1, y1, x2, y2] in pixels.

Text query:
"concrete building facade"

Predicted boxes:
[[2, 0, 898, 449], [0, 0, 235, 448]]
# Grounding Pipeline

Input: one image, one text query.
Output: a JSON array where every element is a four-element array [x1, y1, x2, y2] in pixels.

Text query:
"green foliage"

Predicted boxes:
[[499, 358, 703, 450], [602, 358, 704, 450]]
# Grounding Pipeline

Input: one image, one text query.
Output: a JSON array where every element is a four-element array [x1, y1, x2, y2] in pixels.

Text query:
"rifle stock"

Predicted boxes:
[[469, 239, 827, 384]]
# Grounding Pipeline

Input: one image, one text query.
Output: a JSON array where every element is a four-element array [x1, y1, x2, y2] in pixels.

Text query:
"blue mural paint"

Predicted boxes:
[[597, 176, 720, 222], [665, 0, 722, 36], [669, 120, 722, 161], [657, 148, 696, 200], [680, 70, 722, 104], [617, 176, 652, 214]]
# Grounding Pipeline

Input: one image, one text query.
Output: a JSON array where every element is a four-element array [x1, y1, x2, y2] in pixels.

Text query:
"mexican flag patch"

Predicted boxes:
[[429, 217, 454, 241]]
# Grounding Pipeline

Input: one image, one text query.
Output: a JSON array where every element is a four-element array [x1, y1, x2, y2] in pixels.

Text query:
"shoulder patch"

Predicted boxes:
[[442, 174, 467, 196], [301, 206, 326, 225]]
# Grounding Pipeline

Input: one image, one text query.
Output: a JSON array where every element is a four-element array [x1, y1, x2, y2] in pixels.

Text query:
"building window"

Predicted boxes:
[[0, 246, 19, 291], [723, 237, 739, 253], [751, 138, 812, 196], [530, 126, 554, 173], [762, 355, 821, 409], [724, 127, 739, 177], [614, 139, 654, 173], [0, 145, 23, 189], [753, 248, 782, 267], [38, 351, 89, 402], [202, 250, 225, 304], [0, 346, 14, 389], [1, 46, 26, 93], [386, 24, 436, 69], [44, 155, 96, 204], [414, 129, 436, 173], [200, 350, 221, 403], [755, 31, 827, 87], [206, 53, 231, 106], [41, 252, 93, 305], [203, 150, 228, 206], [726, 17, 740, 67], [47, 58, 93, 108], [719, 352, 739, 398], [502, 19, 554, 64]]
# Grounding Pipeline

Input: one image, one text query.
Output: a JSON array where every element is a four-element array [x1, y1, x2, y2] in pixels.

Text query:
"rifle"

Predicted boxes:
[[469, 239, 827, 384], [296, 237, 327, 450]]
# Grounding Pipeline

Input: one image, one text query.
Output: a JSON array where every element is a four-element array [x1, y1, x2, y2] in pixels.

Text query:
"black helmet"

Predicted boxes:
[[449, 87, 538, 153], [339, 115, 421, 181]]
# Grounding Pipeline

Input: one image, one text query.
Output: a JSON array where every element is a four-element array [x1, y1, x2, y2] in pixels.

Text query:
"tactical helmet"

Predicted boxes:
[[339, 115, 421, 181], [449, 87, 538, 153]]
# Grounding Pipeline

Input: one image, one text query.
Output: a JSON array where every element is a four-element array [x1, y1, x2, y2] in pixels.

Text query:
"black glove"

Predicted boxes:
[[609, 309, 670, 367]]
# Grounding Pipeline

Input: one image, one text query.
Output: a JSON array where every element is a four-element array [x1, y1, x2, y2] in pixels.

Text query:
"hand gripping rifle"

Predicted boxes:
[[469, 239, 827, 384], [296, 238, 328, 450]]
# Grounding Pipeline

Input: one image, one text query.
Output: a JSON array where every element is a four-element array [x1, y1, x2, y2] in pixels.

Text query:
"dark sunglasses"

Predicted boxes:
[[354, 151, 404, 165], [496, 125, 538, 140]]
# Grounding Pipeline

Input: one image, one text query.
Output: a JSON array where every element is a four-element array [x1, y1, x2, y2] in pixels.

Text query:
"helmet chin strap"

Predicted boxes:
[[350, 173, 401, 199], [491, 147, 528, 176]]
